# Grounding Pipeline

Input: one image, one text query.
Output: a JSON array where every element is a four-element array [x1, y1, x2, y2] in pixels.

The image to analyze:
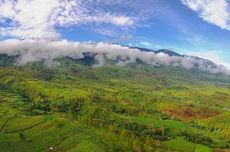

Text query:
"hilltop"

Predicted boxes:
[[0, 47, 230, 152]]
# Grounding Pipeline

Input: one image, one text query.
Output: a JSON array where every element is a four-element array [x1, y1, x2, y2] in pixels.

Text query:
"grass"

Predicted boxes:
[[69, 140, 104, 152], [0, 116, 130, 152], [164, 137, 212, 152], [130, 116, 189, 129], [3, 116, 45, 133], [0, 59, 230, 151]]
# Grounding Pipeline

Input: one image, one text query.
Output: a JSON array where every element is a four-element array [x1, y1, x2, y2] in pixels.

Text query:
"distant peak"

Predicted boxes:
[[128, 46, 182, 57], [155, 49, 182, 57]]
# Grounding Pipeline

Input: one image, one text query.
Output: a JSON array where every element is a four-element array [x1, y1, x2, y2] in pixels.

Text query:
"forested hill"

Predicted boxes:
[[0, 50, 230, 152]]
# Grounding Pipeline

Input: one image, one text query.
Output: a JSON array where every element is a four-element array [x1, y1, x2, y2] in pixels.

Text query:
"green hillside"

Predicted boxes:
[[1, 56, 230, 152]]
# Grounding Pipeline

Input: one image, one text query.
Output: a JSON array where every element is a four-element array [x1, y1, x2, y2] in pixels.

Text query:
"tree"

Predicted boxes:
[[132, 138, 143, 152], [144, 136, 154, 152], [19, 132, 26, 141]]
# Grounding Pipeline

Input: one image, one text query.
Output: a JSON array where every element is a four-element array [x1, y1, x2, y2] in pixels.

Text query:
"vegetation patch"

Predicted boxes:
[[0, 60, 230, 151], [160, 103, 220, 121]]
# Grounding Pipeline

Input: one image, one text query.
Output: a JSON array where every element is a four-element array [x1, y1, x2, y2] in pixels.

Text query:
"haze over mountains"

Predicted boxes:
[[1, 39, 230, 152], [1, 1, 230, 152], [0, 40, 229, 76]]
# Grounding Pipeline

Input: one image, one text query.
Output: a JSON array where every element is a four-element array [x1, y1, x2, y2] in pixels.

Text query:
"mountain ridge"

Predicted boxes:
[[0, 45, 228, 76], [1, 45, 230, 152]]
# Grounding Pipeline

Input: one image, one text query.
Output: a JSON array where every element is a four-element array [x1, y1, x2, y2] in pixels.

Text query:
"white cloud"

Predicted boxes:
[[0, 39, 229, 75], [0, 0, 136, 39], [108, 35, 133, 43], [140, 41, 152, 47], [138, 41, 162, 49], [0, 0, 60, 39], [111, 16, 134, 26], [181, 0, 230, 30], [188, 51, 230, 69]]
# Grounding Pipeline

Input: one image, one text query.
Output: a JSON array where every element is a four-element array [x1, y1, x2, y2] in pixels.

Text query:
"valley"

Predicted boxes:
[[0, 56, 230, 151]]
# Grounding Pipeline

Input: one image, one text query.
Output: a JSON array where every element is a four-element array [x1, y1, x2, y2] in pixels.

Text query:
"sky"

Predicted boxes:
[[0, 0, 230, 67]]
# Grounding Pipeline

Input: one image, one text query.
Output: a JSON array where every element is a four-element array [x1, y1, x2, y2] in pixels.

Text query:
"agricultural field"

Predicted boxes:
[[1, 58, 230, 151]]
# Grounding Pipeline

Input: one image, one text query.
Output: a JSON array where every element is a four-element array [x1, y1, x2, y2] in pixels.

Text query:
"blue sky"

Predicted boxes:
[[0, 0, 230, 66]]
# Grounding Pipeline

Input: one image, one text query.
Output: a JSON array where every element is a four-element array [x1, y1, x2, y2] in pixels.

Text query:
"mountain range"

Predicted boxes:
[[0, 46, 222, 73], [0, 46, 230, 152]]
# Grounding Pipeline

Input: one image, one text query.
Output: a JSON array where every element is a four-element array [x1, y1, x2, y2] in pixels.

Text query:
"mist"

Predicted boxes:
[[0, 39, 229, 75]]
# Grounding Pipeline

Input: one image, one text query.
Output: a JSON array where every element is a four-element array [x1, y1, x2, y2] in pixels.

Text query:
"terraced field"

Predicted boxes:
[[1, 59, 230, 151]]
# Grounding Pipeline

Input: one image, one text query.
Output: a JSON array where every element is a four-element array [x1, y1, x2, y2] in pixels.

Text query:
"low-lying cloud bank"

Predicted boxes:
[[0, 39, 229, 75]]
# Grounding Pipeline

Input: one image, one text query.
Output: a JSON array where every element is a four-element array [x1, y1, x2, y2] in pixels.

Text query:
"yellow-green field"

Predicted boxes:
[[1, 58, 230, 151]]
